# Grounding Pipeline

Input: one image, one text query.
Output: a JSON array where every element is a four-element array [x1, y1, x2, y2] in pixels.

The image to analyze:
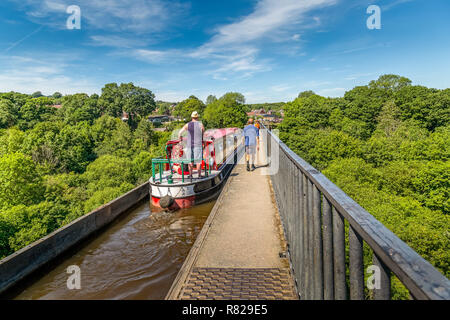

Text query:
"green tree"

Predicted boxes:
[[369, 74, 412, 92], [0, 128, 25, 157], [133, 118, 158, 151], [21, 121, 64, 171], [54, 122, 95, 173], [82, 155, 135, 193], [342, 85, 389, 134], [99, 83, 156, 126], [0, 153, 44, 209], [0, 99, 19, 128], [132, 151, 154, 183], [206, 95, 217, 105], [1, 202, 69, 255], [203, 92, 248, 128], [284, 94, 334, 129], [92, 115, 133, 157], [99, 83, 123, 117], [173, 95, 206, 121], [298, 90, 316, 98], [121, 83, 156, 118], [0, 92, 29, 108], [60, 93, 100, 124], [31, 91, 43, 98], [394, 86, 449, 131], [17, 97, 55, 130]]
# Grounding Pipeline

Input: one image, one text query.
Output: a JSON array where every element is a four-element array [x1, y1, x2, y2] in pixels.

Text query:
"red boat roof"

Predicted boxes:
[[204, 128, 239, 140], [166, 128, 239, 146]]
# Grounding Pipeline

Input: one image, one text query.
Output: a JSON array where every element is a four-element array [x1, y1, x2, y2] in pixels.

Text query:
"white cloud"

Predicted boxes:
[[204, 0, 336, 48], [192, 0, 338, 79], [292, 34, 301, 41], [11, 0, 189, 33], [132, 49, 170, 63], [210, 48, 271, 76]]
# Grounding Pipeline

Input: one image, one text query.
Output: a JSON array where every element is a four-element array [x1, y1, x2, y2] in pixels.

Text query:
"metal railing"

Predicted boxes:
[[263, 125, 450, 300]]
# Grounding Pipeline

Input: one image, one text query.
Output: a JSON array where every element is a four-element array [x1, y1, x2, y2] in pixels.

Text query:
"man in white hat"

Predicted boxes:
[[178, 111, 205, 178]]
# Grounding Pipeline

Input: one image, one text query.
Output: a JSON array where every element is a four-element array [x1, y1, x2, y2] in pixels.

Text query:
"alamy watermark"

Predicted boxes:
[[66, 265, 81, 290], [66, 5, 81, 30], [367, 5, 381, 30], [367, 265, 381, 290]]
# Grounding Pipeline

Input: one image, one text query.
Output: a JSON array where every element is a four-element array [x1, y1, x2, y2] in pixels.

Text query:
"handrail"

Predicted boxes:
[[262, 124, 450, 300]]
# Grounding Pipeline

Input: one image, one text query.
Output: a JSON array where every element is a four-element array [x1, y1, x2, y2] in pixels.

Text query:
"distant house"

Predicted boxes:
[[247, 107, 283, 124], [261, 114, 283, 124], [247, 108, 267, 117], [148, 115, 174, 124], [121, 111, 129, 121], [49, 104, 62, 109]]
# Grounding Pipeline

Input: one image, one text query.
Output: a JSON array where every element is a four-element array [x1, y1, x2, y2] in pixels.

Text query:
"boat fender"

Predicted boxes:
[[160, 195, 174, 209]]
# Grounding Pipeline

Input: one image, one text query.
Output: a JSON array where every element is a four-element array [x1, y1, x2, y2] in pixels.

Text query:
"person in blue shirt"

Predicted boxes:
[[243, 118, 259, 171]]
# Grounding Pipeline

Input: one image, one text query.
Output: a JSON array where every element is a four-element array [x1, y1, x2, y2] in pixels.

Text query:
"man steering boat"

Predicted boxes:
[[177, 111, 205, 178]]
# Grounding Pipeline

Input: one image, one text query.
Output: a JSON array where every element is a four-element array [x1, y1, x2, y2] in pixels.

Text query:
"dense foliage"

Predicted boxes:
[[0, 83, 169, 259], [203, 92, 248, 128], [172, 95, 206, 121], [278, 75, 449, 298]]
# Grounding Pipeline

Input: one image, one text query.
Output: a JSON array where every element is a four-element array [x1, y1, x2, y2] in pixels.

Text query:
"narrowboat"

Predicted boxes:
[[150, 128, 243, 210]]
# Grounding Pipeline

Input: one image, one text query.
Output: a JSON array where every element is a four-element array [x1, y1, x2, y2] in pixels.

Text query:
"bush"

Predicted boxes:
[[0, 202, 69, 257], [0, 152, 44, 210]]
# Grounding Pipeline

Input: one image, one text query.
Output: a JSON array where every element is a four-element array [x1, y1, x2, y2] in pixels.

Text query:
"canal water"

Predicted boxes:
[[10, 200, 215, 300]]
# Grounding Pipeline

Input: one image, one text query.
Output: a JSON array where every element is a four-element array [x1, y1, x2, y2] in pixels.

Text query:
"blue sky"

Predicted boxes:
[[0, 0, 449, 103]]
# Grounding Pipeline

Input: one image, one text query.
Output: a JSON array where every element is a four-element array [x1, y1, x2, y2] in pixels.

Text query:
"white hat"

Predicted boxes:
[[191, 111, 199, 118]]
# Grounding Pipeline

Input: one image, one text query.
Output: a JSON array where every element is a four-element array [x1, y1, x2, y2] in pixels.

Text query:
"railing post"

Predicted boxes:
[[307, 179, 315, 299], [222, 136, 227, 165], [312, 185, 324, 299], [333, 207, 347, 300], [298, 171, 304, 298], [373, 253, 391, 300], [349, 225, 364, 300], [288, 160, 293, 254], [322, 197, 334, 300], [234, 135, 237, 164], [302, 174, 310, 299], [152, 161, 155, 182]]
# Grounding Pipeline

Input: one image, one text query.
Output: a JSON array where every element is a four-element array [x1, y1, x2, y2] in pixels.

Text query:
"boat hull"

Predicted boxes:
[[150, 161, 236, 210]]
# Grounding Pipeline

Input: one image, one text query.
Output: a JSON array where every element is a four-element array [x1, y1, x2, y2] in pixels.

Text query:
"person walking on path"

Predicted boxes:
[[178, 111, 205, 178], [244, 118, 259, 171]]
